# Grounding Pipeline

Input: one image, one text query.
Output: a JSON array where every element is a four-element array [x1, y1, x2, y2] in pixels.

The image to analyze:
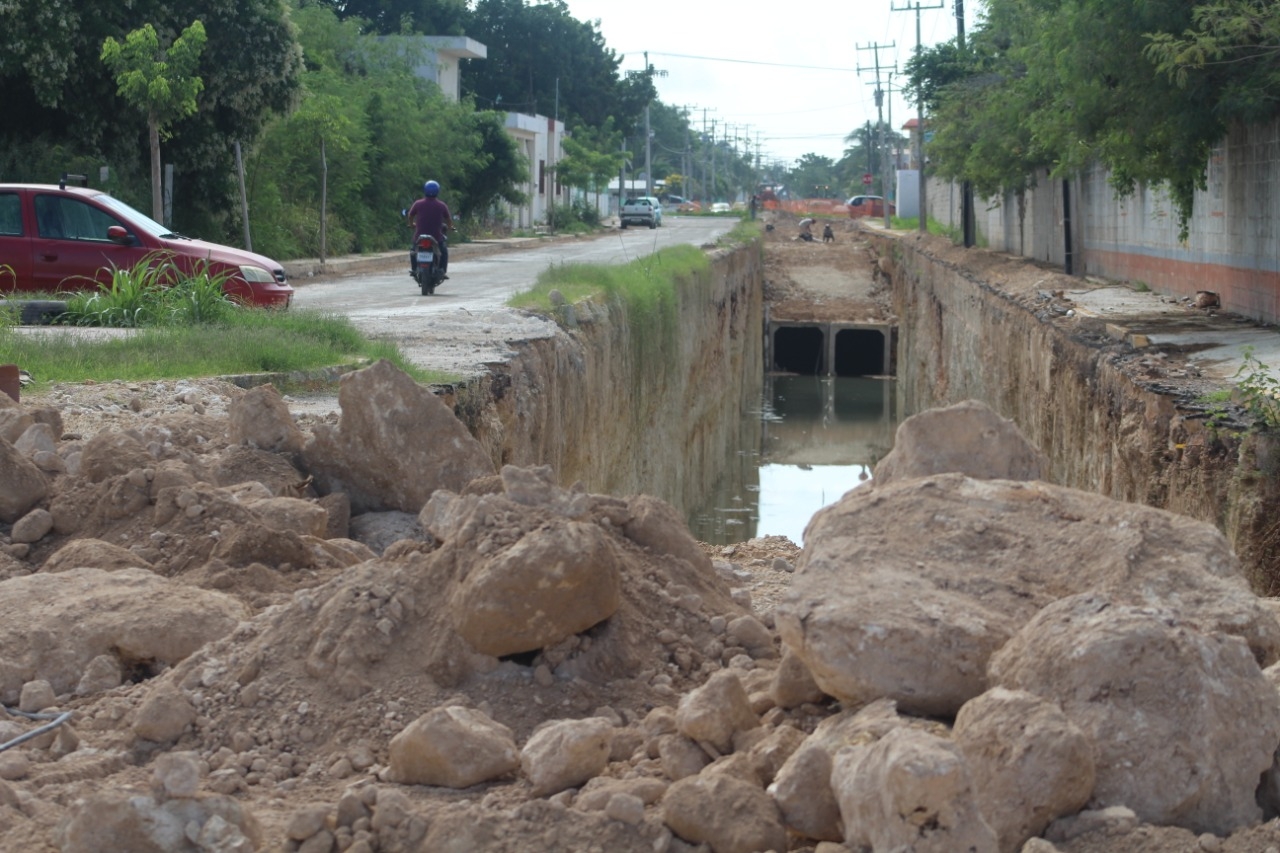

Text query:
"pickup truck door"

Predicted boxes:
[[30, 193, 149, 292], [0, 190, 33, 292]]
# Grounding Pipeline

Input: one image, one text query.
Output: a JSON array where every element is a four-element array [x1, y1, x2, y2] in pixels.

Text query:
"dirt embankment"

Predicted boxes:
[[5, 226, 1280, 853]]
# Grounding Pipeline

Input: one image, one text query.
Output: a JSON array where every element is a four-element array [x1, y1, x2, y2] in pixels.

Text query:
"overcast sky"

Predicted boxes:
[[558, 0, 978, 169]]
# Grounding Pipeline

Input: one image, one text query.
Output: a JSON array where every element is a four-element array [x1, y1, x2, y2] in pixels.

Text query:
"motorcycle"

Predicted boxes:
[[412, 232, 446, 295]]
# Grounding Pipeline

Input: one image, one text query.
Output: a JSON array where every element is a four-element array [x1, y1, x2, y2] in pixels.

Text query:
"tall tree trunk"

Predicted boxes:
[[149, 115, 163, 224]]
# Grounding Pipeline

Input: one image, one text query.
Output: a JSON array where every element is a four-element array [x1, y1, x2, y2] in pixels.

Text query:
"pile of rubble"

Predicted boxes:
[[3, 361, 1280, 852]]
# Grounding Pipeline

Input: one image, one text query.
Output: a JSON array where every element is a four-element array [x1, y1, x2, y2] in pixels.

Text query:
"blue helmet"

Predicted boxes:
[[423, 180, 440, 197]]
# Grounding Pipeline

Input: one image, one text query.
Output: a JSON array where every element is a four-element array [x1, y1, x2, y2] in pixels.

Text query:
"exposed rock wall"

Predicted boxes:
[[867, 230, 1280, 592], [455, 244, 763, 520]]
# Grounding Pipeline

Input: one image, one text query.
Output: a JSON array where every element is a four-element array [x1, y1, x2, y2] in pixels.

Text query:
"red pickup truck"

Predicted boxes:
[[0, 180, 293, 308]]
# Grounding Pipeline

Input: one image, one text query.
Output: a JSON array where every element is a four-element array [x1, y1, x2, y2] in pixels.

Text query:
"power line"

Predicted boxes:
[[621, 50, 859, 73]]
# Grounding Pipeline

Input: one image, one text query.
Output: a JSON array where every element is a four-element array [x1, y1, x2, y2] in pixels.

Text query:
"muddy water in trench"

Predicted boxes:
[[688, 375, 900, 546]]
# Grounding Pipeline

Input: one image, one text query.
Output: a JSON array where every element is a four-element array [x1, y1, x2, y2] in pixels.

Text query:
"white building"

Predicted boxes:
[[387, 34, 581, 229], [376, 35, 487, 102], [503, 113, 567, 229]]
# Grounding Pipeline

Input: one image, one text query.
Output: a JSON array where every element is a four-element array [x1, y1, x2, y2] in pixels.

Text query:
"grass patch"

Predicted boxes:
[[508, 221, 758, 316], [508, 242, 714, 316], [2, 309, 446, 386], [890, 215, 968, 243], [1198, 388, 1233, 405]]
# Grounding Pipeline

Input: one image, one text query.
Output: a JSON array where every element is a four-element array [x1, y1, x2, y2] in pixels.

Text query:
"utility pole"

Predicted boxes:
[[549, 77, 558, 231], [893, 0, 943, 234], [858, 41, 895, 229], [642, 51, 668, 199], [710, 119, 717, 204], [700, 107, 716, 206], [955, 0, 975, 247]]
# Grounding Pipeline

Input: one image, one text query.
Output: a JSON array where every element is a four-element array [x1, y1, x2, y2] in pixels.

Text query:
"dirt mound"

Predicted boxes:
[[4, 241, 1280, 852]]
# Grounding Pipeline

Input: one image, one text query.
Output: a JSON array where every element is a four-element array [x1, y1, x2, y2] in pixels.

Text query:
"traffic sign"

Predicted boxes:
[[862, 173, 873, 186]]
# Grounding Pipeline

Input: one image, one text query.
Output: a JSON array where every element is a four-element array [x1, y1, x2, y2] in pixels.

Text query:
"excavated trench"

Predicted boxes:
[[457, 231, 1279, 589]]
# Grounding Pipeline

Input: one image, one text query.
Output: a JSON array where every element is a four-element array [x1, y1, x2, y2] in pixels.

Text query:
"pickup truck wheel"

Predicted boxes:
[[620, 221, 628, 229], [648, 219, 656, 229]]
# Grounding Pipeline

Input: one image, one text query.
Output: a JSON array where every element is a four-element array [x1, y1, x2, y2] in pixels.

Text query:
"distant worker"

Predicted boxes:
[[822, 222, 835, 243], [407, 180, 454, 280], [749, 194, 759, 220], [798, 217, 815, 242]]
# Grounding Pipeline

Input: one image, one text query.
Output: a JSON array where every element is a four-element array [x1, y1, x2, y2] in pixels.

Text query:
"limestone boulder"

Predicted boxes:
[[771, 645, 826, 709], [246, 495, 329, 539], [386, 706, 519, 788], [500, 464, 590, 517], [0, 438, 47, 523], [0, 396, 33, 444], [777, 473, 1280, 717], [302, 359, 495, 513], [872, 399, 1048, 486], [832, 727, 998, 853], [658, 734, 711, 781], [227, 383, 304, 452], [771, 698, 910, 842], [989, 593, 1280, 836], [350, 511, 426, 554], [726, 615, 776, 659], [80, 429, 153, 484], [133, 682, 197, 743], [452, 519, 622, 658], [42, 538, 156, 574], [0, 567, 246, 700], [14, 421, 57, 456], [953, 687, 1094, 852], [11, 507, 52, 543], [520, 717, 614, 796], [622, 494, 714, 575], [662, 773, 787, 853], [675, 671, 760, 755], [55, 789, 261, 852]]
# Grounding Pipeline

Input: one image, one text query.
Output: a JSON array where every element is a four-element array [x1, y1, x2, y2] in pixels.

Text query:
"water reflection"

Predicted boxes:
[[688, 376, 899, 545]]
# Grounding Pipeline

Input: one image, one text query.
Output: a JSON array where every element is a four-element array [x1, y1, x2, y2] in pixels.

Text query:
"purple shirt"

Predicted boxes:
[[409, 197, 451, 241]]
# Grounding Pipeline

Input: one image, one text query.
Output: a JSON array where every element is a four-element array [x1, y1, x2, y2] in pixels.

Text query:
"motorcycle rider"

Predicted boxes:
[[408, 180, 454, 280]]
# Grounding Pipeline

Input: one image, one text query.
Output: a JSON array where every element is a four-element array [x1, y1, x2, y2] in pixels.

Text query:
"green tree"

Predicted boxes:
[[463, 0, 649, 134], [245, 5, 524, 257], [908, 0, 1280, 237], [319, 0, 468, 35], [787, 154, 841, 199], [558, 127, 626, 212], [0, 0, 301, 238], [1144, 0, 1280, 120], [836, 121, 907, 197], [101, 21, 207, 223]]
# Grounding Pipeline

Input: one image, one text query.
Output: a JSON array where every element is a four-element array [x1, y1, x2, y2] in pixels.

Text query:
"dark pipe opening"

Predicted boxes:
[[834, 329, 885, 377], [773, 326, 824, 374]]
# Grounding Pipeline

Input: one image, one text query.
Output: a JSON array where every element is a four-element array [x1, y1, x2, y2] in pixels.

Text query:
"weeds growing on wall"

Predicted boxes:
[[1234, 347, 1280, 432]]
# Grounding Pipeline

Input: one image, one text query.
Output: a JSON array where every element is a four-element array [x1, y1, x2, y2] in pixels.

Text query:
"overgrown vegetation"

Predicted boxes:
[[905, 0, 1280, 239], [3, 263, 443, 384], [59, 256, 238, 328], [509, 244, 708, 317], [1233, 347, 1280, 431], [2, 309, 439, 385]]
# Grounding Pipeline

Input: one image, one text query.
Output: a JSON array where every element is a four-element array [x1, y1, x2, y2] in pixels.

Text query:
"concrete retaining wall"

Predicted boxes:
[[455, 243, 764, 516], [867, 229, 1280, 592]]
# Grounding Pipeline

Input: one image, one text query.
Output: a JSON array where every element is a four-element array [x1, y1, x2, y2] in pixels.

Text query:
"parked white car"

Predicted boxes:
[[710, 202, 732, 214]]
